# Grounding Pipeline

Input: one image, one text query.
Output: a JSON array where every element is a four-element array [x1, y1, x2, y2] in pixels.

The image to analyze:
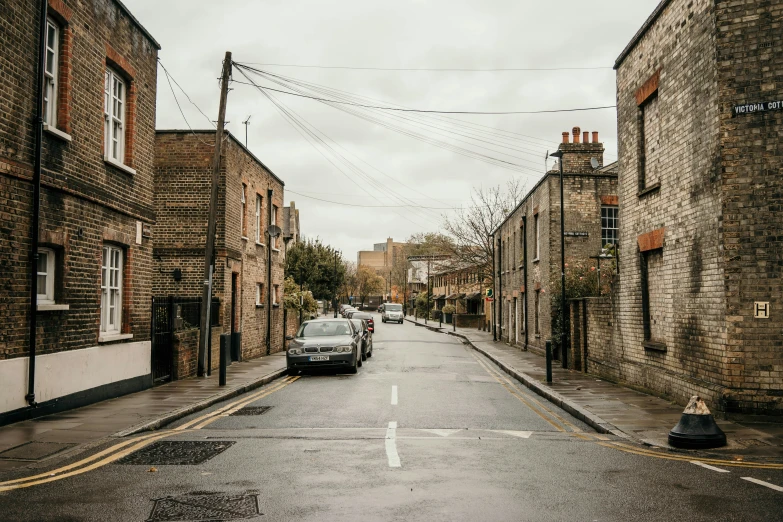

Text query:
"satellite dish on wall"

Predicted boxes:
[[266, 225, 282, 238], [591, 158, 600, 169]]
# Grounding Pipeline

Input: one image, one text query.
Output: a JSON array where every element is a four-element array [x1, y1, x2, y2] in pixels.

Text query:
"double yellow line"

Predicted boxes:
[[0, 376, 299, 492]]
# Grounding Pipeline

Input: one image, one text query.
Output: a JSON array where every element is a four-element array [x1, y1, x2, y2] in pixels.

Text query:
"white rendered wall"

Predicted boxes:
[[1, 341, 151, 414]]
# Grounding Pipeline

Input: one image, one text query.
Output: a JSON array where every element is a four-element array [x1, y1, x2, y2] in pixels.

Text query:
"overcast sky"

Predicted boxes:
[[125, 0, 660, 260]]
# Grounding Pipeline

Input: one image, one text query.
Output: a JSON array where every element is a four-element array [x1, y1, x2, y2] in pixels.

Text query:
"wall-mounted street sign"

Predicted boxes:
[[754, 302, 770, 319], [564, 231, 589, 237], [733, 100, 783, 117]]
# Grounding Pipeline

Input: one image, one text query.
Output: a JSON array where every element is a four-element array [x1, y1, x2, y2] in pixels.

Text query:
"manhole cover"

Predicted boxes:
[[117, 441, 235, 465], [230, 406, 272, 416], [148, 493, 260, 521], [0, 442, 75, 461]]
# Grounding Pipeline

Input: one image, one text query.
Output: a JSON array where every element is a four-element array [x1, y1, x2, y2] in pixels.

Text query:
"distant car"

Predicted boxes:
[[382, 303, 404, 324], [350, 317, 373, 360], [286, 319, 360, 374], [341, 307, 355, 317], [346, 309, 361, 319]]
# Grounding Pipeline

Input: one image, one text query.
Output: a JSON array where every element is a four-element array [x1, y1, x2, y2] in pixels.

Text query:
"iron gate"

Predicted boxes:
[[151, 296, 174, 384]]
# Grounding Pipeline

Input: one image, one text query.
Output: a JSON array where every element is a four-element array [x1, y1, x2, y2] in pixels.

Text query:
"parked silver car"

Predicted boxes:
[[286, 319, 361, 374], [382, 303, 404, 324]]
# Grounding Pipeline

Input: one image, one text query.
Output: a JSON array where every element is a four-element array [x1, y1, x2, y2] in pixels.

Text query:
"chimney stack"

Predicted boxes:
[[572, 126, 581, 144], [583, 131, 589, 144], [592, 131, 599, 143], [562, 132, 569, 144]]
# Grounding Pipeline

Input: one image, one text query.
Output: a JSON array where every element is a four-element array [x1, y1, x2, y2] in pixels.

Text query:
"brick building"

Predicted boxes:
[[153, 130, 287, 376], [431, 264, 491, 327], [570, 0, 783, 416], [492, 129, 618, 354], [357, 237, 406, 273], [282, 201, 300, 253], [0, 0, 159, 423]]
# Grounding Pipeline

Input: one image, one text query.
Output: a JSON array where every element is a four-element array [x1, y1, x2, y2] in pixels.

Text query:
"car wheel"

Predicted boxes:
[[349, 355, 359, 374], [367, 347, 373, 358]]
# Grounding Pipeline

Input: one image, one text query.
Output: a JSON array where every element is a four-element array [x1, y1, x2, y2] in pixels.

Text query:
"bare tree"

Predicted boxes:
[[441, 179, 526, 288]]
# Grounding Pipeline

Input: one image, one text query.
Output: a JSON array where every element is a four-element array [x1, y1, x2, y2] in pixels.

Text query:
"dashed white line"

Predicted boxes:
[[391, 385, 398, 405], [741, 477, 783, 492], [385, 421, 401, 468], [690, 461, 730, 473]]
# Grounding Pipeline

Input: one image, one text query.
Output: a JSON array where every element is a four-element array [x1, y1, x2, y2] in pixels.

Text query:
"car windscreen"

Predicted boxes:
[[385, 304, 402, 311], [350, 319, 363, 331], [297, 321, 352, 337]]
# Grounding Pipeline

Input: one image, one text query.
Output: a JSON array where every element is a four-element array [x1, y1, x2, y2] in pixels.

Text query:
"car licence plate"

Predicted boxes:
[[309, 355, 329, 361]]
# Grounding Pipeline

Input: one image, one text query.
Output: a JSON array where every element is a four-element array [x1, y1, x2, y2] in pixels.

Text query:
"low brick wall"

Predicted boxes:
[[455, 314, 483, 329], [173, 328, 199, 380]]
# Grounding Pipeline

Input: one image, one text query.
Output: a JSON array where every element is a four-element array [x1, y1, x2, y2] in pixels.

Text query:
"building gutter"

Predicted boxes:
[[27, 0, 49, 406]]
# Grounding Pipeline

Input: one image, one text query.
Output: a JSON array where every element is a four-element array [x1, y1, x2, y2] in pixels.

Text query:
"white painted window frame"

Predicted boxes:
[[240, 184, 247, 238], [44, 18, 59, 127], [534, 214, 540, 260], [255, 194, 262, 243], [101, 245, 123, 335], [256, 282, 263, 305], [37, 247, 56, 305], [272, 284, 279, 305], [104, 68, 126, 164]]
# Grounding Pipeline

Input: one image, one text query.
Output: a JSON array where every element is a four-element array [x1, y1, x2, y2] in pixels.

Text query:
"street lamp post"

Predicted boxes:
[[548, 149, 568, 369], [333, 249, 340, 318]]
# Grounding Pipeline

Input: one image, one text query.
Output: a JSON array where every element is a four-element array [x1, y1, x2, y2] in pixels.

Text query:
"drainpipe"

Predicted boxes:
[[523, 215, 529, 349], [27, 0, 49, 406], [265, 189, 273, 355], [496, 236, 502, 342]]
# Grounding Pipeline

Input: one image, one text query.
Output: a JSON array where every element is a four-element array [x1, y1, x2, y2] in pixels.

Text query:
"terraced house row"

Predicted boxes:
[[494, 0, 783, 416], [0, 0, 297, 425]]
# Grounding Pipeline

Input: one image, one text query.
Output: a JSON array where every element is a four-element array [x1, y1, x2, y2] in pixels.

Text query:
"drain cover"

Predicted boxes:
[[148, 493, 260, 521], [230, 406, 272, 416], [117, 441, 235, 465], [0, 442, 75, 461]]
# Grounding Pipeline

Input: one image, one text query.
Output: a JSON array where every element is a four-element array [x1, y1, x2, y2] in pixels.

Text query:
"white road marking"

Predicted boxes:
[[391, 385, 398, 405], [421, 429, 462, 437], [741, 477, 783, 492], [385, 421, 401, 468], [690, 461, 730, 473], [491, 430, 534, 439]]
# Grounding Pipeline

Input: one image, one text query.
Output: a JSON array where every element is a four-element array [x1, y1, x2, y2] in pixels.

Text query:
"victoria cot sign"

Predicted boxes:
[[732, 100, 783, 117]]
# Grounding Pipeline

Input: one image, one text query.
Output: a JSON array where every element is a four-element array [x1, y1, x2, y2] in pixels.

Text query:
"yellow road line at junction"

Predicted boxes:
[[0, 375, 299, 492]]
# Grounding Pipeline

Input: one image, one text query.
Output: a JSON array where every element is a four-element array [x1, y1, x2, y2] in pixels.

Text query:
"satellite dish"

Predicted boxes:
[[266, 225, 282, 238], [591, 158, 599, 169]]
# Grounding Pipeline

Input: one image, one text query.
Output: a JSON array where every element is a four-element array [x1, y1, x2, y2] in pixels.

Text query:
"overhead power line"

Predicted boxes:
[[237, 62, 613, 72], [233, 63, 615, 115], [287, 190, 477, 209]]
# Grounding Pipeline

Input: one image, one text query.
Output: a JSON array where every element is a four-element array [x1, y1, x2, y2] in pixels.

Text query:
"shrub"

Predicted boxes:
[[442, 304, 456, 314]]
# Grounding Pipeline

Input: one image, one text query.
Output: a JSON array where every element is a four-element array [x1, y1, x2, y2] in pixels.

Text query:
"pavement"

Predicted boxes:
[[2, 316, 782, 522], [0, 352, 287, 473], [405, 315, 783, 461]]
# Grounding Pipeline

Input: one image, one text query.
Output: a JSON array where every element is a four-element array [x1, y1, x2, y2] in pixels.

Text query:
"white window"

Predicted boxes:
[[240, 184, 247, 237], [44, 19, 59, 126], [104, 68, 126, 163], [256, 283, 263, 305], [255, 195, 262, 243], [37, 248, 55, 305], [272, 284, 279, 305], [534, 214, 540, 260], [101, 246, 123, 334], [601, 206, 619, 247]]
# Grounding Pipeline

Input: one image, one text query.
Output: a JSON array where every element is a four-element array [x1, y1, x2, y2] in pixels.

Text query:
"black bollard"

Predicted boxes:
[[545, 340, 553, 383], [219, 333, 229, 386]]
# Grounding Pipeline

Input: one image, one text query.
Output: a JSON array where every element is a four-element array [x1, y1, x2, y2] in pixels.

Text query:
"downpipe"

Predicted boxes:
[[26, 0, 49, 407]]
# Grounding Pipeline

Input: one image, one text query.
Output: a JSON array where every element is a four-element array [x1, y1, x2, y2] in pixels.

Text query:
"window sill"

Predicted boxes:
[[271, 247, 281, 253], [272, 304, 280, 308], [532, 258, 540, 264], [642, 340, 667, 352], [637, 182, 661, 199], [98, 333, 134, 344], [255, 242, 265, 247], [44, 124, 72, 142], [256, 304, 265, 309], [241, 236, 249, 241], [37, 303, 70, 312], [104, 157, 136, 176]]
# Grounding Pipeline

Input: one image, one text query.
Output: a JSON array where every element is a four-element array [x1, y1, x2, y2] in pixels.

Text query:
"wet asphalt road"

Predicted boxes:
[[1, 316, 782, 521]]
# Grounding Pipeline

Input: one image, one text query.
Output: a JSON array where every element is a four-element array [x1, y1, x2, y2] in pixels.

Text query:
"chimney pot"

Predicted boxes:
[[562, 132, 569, 144], [572, 126, 581, 144], [583, 131, 589, 144], [592, 131, 599, 143]]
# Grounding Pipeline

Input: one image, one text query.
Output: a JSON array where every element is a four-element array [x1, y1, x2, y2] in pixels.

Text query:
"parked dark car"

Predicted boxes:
[[352, 312, 375, 333], [286, 319, 361, 374], [350, 317, 373, 360]]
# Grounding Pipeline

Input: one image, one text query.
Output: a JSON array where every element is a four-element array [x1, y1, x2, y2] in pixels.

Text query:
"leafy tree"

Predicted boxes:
[[285, 239, 345, 301], [283, 276, 317, 315], [356, 264, 384, 307]]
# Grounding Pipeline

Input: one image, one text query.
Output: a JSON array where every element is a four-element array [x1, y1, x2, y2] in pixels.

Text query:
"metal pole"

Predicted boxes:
[[559, 155, 568, 369], [198, 51, 232, 377], [426, 258, 430, 325], [545, 340, 553, 383], [265, 190, 273, 356], [26, 0, 49, 406]]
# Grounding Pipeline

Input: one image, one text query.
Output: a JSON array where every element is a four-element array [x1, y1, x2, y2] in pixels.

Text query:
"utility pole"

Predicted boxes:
[[242, 115, 251, 147], [198, 51, 232, 377]]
